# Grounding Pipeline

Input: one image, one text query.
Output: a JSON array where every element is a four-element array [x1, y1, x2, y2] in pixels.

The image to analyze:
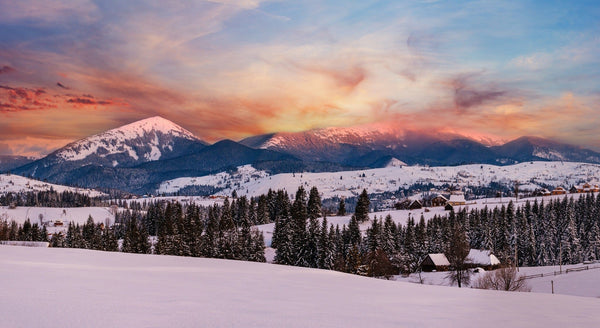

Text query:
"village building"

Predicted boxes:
[[447, 192, 466, 206], [430, 194, 448, 207], [551, 187, 567, 195], [421, 253, 450, 272], [571, 183, 599, 193], [409, 200, 423, 210]]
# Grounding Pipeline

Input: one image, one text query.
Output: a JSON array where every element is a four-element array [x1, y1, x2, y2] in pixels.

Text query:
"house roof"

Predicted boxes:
[[448, 194, 465, 203], [427, 253, 450, 266], [466, 249, 500, 266]]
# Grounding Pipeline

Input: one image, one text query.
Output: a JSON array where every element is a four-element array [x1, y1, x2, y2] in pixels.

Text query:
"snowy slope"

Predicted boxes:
[[157, 161, 600, 199], [397, 263, 600, 298], [0, 174, 104, 197], [1, 246, 598, 328]]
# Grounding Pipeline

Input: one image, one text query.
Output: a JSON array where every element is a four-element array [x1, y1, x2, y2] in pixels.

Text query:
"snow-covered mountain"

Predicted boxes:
[[492, 136, 600, 163], [49, 116, 205, 167], [13, 116, 208, 182], [241, 128, 600, 167]]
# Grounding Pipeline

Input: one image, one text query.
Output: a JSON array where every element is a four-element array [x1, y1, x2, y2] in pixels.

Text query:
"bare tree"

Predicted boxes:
[[473, 267, 531, 292], [445, 224, 471, 288]]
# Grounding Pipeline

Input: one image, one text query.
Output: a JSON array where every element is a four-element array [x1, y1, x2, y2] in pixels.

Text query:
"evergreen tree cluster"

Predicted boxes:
[[0, 189, 101, 207], [0, 218, 48, 242], [273, 188, 600, 278], [142, 199, 265, 262]]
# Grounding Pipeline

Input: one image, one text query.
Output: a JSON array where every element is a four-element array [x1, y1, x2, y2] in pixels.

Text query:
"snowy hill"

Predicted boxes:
[[1, 246, 598, 327], [157, 161, 600, 199], [0, 174, 104, 197]]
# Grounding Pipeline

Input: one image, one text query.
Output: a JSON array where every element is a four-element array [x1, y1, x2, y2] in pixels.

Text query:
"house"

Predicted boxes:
[[447, 192, 466, 206], [551, 187, 567, 195], [533, 188, 551, 197], [430, 194, 448, 207], [409, 200, 423, 210], [421, 253, 450, 272], [466, 249, 501, 270]]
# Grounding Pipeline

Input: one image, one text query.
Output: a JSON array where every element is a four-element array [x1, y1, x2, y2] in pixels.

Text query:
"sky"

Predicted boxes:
[[0, 0, 599, 156]]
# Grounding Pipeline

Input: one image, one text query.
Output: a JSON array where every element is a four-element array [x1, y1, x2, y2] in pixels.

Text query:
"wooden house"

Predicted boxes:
[[421, 253, 450, 272], [551, 187, 567, 195], [430, 194, 448, 207], [409, 200, 423, 210]]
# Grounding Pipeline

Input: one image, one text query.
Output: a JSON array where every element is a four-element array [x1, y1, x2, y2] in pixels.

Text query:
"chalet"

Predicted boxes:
[[465, 249, 501, 270], [447, 192, 466, 206], [551, 187, 567, 195], [430, 194, 448, 207], [409, 200, 423, 210], [421, 253, 450, 272]]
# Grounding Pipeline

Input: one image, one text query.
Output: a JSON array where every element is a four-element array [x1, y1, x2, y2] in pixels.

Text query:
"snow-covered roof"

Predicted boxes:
[[427, 253, 450, 266], [448, 194, 465, 203], [466, 249, 500, 266]]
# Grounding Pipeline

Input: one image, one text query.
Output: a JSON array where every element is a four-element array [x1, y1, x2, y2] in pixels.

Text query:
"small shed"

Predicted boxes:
[[421, 253, 450, 272]]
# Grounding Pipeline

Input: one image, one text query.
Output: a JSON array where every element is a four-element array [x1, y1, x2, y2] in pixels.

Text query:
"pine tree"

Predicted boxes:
[[355, 189, 370, 223], [337, 198, 346, 216]]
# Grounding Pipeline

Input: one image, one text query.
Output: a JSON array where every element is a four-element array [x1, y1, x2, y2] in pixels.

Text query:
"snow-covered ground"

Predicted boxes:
[[157, 161, 600, 199], [396, 263, 600, 298], [1, 245, 598, 328], [0, 206, 115, 235], [0, 174, 105, 197]]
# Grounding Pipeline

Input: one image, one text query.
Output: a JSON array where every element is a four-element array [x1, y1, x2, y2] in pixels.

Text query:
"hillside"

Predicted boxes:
[[157, 161, 600, 199], [1, 246, 598, 327], [0, 174, 104, 197]]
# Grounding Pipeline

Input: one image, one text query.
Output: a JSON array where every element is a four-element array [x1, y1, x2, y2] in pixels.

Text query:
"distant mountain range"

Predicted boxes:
[[6, 116, 600, 194]]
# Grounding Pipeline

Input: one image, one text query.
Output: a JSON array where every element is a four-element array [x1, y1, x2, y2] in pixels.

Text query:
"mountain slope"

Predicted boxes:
[[492, 136, 600, 163], [0, 155, 34, 172]]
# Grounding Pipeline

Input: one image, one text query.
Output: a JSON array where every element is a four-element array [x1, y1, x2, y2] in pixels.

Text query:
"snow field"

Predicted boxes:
[[1, 246, 599, 328]]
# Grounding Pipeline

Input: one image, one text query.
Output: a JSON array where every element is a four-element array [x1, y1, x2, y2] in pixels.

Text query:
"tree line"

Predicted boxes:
[[270, 186, 600, 279]]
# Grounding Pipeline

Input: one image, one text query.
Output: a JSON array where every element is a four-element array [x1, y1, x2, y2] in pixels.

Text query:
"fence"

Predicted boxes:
[[519, 264, 600, 280]]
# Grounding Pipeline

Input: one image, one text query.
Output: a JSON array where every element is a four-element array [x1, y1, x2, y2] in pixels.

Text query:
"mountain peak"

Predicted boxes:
[[113, 116, 198, 141]]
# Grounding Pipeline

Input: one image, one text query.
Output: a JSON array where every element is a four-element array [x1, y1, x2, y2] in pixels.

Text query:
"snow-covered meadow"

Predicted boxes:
[[396, 263, 600, 298], [0, 174, 105, 197], [157, 161, 600, 199], [1, 245, 599, 328]]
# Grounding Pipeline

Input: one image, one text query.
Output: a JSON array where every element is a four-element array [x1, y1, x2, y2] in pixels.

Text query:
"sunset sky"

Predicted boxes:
[[1, 0, 599, 156]]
